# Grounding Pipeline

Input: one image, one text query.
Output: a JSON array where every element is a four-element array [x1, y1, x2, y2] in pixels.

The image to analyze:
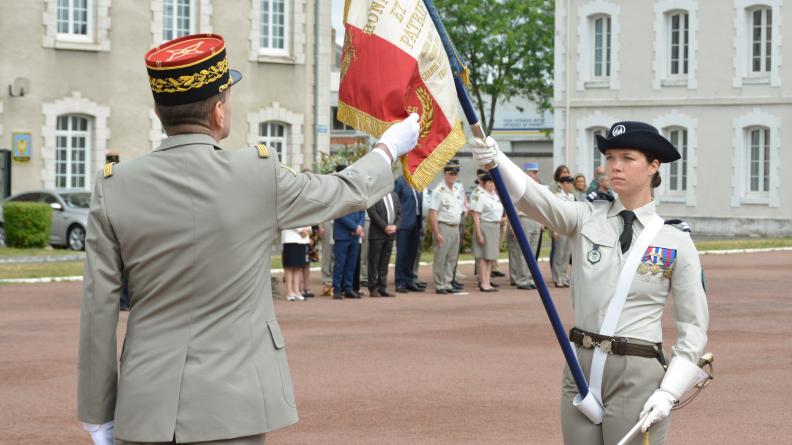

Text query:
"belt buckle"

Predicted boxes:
[[582, 334, 594, 349]]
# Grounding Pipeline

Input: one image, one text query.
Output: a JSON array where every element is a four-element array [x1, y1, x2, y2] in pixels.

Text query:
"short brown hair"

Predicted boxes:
[[155, 90, 228, 130]]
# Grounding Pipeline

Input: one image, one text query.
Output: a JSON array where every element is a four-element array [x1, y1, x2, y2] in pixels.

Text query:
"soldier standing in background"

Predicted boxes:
[[429, 161, 464, 294]]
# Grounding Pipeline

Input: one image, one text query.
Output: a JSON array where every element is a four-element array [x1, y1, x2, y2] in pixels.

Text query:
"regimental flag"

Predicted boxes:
[[338, 0, 467, 190]]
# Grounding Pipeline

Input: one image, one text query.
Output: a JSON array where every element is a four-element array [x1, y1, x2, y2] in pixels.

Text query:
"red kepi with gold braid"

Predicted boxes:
[[338, 0, 466, 190]]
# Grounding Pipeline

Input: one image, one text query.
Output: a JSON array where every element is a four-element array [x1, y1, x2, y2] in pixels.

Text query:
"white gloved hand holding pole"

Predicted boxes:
[[83, 421, 113, 445], [376, 113, 420, 161], [470, 136, 527, 202]]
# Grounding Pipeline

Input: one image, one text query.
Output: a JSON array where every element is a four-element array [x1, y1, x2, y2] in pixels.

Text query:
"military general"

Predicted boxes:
[[77, 34, 419, 445], [429, 161, 464, 294]]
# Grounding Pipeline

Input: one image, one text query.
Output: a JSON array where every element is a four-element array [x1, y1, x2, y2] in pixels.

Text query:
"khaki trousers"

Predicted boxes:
[[320, 220, 334, 285], [551, 233, 572, 286], [360, 218, 370, 283], [432, 222, 460, 290], [116, 433, 265, 445], [561, 344, 670, 445], [507, 216, 540, 286]]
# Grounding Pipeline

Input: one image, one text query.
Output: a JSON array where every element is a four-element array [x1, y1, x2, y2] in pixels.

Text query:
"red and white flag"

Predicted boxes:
[[338, 0, 466, 190]]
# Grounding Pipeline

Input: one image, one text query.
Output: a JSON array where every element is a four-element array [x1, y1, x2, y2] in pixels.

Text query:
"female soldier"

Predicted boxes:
[[470, 173, 504, 292], [471, 121, 709, 444]]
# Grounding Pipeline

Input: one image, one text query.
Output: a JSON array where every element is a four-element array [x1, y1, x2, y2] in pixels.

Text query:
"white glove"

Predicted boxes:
[[638, 389, 675, 432], [471, 136, 499, 167], [471, 137, 527, 202], [377, 113, 420, 160], [83, 421, 113, 445]]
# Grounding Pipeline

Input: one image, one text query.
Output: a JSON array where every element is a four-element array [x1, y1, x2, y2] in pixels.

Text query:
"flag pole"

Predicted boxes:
[[423, 0, 591, 399]]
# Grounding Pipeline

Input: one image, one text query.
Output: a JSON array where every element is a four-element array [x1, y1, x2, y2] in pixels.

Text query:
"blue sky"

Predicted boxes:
[[331, 0, 344, 45]]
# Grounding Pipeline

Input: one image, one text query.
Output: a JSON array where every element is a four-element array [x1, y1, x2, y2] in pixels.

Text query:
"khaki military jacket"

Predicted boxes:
[[516, 177, 708, 364], [430, 182, 463, 224], [78, 134, 393, 443]]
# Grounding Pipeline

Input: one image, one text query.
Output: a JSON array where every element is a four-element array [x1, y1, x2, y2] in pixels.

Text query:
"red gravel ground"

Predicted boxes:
[[0, 251, 790, 444]]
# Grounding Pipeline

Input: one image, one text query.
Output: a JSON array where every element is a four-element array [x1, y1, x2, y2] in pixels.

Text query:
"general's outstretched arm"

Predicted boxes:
[[275, 151, 393, 230]]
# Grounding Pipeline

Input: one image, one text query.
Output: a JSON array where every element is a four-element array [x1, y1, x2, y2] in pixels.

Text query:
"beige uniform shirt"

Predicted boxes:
[[516, 178, 708, 363], [471, 190, 503, 223], [78, 134, 393, 443], [430, 182, 463, 224]]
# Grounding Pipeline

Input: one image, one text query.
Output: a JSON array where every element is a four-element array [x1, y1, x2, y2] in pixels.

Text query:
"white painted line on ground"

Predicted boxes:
[[1, 247, 789, 285]]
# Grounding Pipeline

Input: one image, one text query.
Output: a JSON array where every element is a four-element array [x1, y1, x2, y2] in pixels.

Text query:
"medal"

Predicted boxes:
[[663, 268, 673, 279], [587, 244, 601, 264], [638, 263, 650, 275], [651, 264, 662, 275]]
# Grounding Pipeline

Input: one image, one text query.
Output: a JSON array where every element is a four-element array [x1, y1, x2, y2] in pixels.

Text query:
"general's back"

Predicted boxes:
[[95, 134, 296, 442], [79, 133, 397, 442]]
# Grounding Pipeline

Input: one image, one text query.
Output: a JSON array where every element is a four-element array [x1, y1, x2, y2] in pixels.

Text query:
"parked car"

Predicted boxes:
[[0, 189, 90, 250]]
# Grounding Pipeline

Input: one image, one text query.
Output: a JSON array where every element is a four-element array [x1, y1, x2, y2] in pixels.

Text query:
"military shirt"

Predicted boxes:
[[470, 190, 503, 223], [515, 177, 709, 364], [430, 182, 463, 224]]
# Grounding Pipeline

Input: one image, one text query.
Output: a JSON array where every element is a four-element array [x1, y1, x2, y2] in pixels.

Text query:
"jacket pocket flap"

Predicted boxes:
[[267, 319, 286, 350], [580, 224, 617, 247]]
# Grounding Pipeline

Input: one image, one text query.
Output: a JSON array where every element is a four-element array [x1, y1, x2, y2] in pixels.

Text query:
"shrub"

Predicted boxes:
[[3, 202, 52, 248]]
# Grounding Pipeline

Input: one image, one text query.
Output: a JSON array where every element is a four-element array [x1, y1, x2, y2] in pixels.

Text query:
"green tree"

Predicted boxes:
[[434, 0, 554, 134]]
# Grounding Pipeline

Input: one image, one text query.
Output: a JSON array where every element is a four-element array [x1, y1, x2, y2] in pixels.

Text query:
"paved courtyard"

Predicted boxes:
[[1, 251, 790, 444]]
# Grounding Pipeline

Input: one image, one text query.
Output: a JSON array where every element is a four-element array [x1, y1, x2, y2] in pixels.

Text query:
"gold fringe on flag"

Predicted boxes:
[[337, 100, 392, 139], [336, 101, 466, 192], [401, 119, 465, 191]]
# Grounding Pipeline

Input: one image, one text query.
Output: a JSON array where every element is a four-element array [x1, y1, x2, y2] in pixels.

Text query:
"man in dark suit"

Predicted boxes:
[[393, 176, 425, 293], [367, 191, 401, 297], [333, 209, 366, 299]]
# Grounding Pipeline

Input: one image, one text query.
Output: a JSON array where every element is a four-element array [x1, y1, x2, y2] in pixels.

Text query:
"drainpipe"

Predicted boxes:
[[312, 0, 321, 168], [565, 0, 572, 165]]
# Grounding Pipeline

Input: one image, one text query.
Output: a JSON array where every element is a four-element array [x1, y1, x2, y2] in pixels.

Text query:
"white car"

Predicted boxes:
[[0, 189, 90, 250]]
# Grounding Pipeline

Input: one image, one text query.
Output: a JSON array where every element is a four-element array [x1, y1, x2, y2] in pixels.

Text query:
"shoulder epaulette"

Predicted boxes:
[[103, 162, 115, 178], [586, 191, 614, 203], [664, 219, 692, 233], [256, 144, 269, 158]]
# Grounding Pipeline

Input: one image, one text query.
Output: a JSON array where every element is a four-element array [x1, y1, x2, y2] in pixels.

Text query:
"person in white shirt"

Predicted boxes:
[[551, 176, 575, 287], [470, 172, 504, 292], [471, 121, 709, 445], [281, 227, 311, 301]]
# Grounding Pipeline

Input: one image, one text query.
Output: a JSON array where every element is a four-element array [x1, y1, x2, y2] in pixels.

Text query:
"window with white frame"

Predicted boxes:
[[733, 1, 781, 87], [163, 0, 195, 41], [261, 0, 288, 52], [259, 122, 288, 162], [57, 0, 93, 42], [746, 126, 770, 194], [55, 115, 92, 189], [592, 15, 611, 78], [750, 7, 772, 74], [590, 127, 607, 170], [668, 11, 689, 76], [664, 127, 688, 193]]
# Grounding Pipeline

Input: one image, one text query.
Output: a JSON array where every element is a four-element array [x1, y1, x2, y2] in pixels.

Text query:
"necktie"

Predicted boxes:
[[619, 210, 636, 253], [384, 194, 394, 224]]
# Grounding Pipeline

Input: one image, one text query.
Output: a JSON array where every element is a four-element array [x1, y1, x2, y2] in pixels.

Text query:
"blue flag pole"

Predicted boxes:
[[422, 0, 590, 398]]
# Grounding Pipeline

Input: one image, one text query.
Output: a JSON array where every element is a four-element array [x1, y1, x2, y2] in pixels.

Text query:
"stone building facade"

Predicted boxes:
[[0, 0, 330, 195], [554, 0, 791, 236]]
